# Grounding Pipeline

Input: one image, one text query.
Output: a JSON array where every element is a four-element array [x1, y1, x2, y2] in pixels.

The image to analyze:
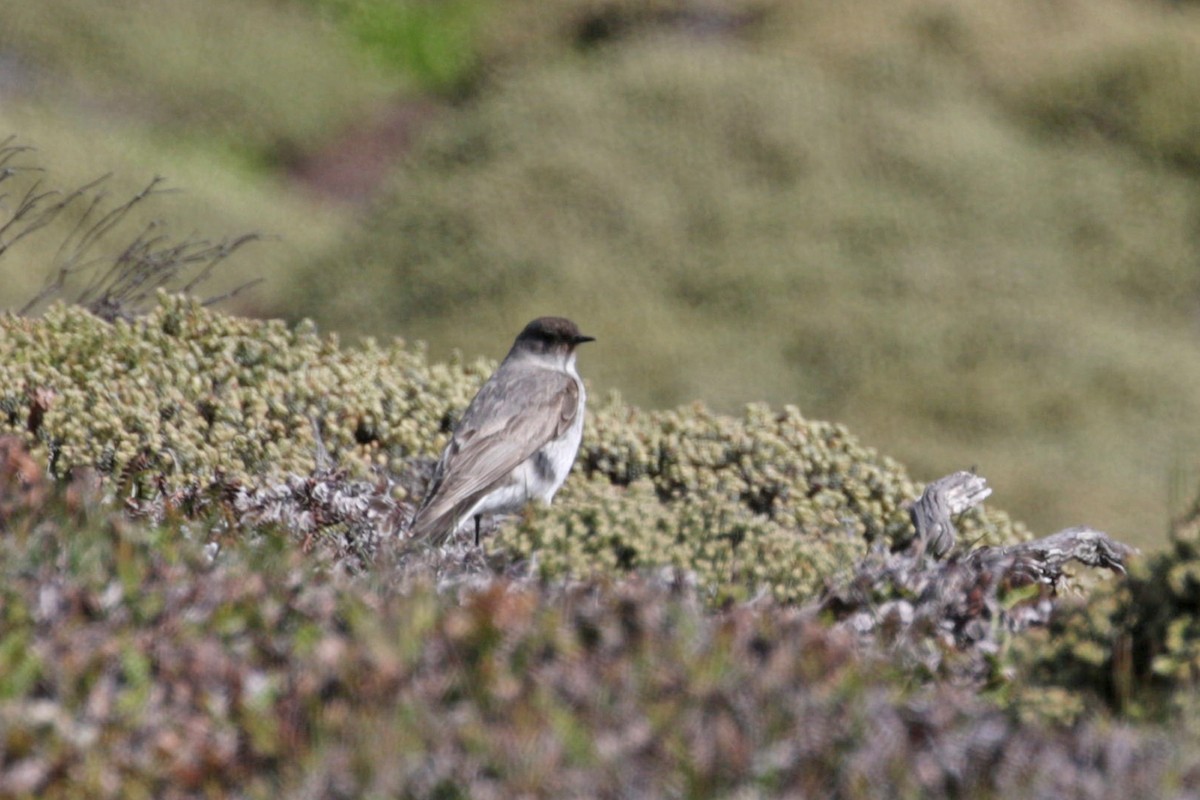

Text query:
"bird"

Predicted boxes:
[[409, 316, 595, 546]]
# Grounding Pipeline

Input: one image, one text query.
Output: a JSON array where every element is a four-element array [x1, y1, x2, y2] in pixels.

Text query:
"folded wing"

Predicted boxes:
[[409, 365, 580, 543]]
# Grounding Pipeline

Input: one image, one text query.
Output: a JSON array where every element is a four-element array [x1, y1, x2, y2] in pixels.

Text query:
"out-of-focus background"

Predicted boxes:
[[1, 0, 1198, 548]]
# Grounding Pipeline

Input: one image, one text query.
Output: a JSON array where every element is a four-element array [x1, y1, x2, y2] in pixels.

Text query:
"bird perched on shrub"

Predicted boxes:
[[409, 316, 594, 545]]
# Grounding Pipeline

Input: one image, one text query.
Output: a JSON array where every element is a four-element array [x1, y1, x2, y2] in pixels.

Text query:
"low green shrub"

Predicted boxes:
[[0, 297, 1023, 602]]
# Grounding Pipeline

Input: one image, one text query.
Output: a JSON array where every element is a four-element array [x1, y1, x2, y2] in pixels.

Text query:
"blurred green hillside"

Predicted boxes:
[[2, 0, 1200, 546]]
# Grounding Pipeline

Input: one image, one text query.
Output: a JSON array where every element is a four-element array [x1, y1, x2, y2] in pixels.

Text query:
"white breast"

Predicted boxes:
[[463, 364, 586, 523]]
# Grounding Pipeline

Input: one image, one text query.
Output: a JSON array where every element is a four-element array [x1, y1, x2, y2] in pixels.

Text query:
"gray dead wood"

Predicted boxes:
[[909, 469, 1136, 573], [823, 470, 1138, 679], [967, 525, 1136, 579], [909, 470, 992, 557]]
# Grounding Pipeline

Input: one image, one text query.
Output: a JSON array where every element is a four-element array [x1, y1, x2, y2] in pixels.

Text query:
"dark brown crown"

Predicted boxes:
[[514, 317, 595, 349]]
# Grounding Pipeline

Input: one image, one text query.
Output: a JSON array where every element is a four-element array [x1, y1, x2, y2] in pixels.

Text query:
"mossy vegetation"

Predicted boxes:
[[0, 311, 1196, 794], [0, 298, 479, 486]]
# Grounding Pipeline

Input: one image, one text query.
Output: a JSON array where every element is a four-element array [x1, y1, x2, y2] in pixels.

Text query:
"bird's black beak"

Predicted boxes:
[[573, 334, 596, 345]]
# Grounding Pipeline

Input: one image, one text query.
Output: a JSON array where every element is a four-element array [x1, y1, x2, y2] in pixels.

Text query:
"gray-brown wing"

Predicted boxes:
[[410, 365, 580, 541]]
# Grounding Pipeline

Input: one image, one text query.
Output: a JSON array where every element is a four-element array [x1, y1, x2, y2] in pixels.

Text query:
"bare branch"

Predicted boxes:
[[0, 138, 264, 318], [823, 469, 1136, 682], [909, 470, 992, 558], [973, 525, 1138, 578]]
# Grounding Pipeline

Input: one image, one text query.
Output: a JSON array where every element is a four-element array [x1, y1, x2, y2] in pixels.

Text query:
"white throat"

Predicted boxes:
[[515, 347, 579, 376]]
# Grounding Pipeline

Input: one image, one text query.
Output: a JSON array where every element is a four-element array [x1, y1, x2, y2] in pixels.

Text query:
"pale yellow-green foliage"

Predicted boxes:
[[506, 403, 923, 603], [0, 297, 485, 488], [0, 297, 1023, 600]]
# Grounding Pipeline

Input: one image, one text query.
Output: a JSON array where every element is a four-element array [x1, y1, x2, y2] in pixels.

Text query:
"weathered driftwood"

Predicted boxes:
[[910, 470, 992, 557], [969, 525, 1134, 577], [823, 470, 1137, 680], [908, 469, 1136, 575]]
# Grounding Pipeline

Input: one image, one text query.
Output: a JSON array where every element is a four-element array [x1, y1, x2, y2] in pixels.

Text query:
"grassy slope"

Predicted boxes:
[[294, 15, 1200, 548], [0, 0, 391, 313], [0, 0, 398, 157], [0, 111, 347, 315]]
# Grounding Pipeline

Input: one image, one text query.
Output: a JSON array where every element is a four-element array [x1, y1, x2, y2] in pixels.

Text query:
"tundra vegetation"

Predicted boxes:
[[3, 0, 1200, 794], [0, 296, 1196, 797]]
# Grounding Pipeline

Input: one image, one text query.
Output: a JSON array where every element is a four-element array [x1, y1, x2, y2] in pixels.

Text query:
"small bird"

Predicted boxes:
[[409, 316, 595, 546]]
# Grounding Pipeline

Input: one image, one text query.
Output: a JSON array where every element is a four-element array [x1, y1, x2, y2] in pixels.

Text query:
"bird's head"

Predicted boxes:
[[512, 317, 595, 357]]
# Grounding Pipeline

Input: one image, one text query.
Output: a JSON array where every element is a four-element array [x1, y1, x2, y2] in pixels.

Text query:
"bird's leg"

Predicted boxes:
[[474, 515, 482, 547]]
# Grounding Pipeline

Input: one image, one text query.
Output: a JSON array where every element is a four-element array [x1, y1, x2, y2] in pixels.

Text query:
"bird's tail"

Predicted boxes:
[[407, 501, 465, 547]]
